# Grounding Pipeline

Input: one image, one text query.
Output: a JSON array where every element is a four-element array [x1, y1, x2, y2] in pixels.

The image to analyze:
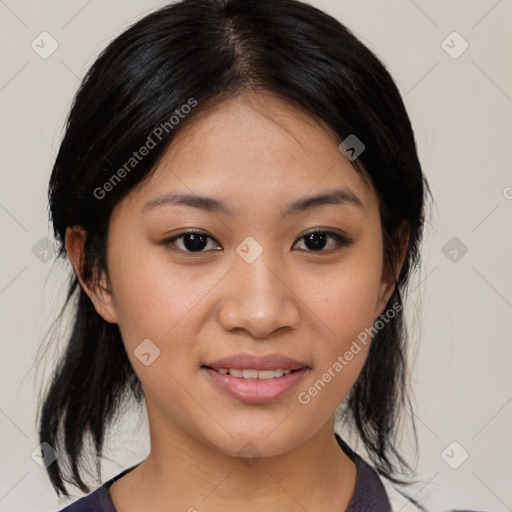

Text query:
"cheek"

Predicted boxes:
[[107, 242, 229, 370], [110, 264, 174, 342], [106, 248, 209, 410], [303, 255, 384, 345], [294, 253, 383, 404], [108, 241, 189, 336]]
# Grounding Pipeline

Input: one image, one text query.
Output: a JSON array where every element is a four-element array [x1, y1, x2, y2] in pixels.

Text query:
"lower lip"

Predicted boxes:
[[203, 367, 308, 404]]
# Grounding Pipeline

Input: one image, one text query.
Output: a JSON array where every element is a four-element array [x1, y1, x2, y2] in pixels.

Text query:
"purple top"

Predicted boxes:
[[57, 434, 392, 511]]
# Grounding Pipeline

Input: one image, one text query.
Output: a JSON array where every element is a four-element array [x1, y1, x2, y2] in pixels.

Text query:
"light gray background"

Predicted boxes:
[[1, 1, 511, 511]]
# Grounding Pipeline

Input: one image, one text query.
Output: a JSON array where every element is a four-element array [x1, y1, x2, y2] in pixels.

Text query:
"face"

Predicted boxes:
[[74, 92, 400, 459]]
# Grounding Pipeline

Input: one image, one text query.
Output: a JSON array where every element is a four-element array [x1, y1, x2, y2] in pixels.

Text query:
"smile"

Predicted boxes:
[[213, 368, 293, 379], [202, 366, 308, 404]]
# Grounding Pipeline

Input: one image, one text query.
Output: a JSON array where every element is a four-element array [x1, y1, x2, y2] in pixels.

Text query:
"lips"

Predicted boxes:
[[215, 368, 293, 379], [202, 353, 310, 403], [204, 353, 308, 371]]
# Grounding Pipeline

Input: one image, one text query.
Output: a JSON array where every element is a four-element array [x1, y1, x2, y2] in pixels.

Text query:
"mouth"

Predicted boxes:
[[202, 367, 296, 379], [201, 354, 310, 403]]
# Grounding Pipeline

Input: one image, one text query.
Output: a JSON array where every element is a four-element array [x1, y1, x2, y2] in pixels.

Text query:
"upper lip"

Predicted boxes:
[[204, 353, 309, 371]]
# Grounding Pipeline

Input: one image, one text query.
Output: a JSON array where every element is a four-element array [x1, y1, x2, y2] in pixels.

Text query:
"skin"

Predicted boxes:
[[66, 91, 408, 512]]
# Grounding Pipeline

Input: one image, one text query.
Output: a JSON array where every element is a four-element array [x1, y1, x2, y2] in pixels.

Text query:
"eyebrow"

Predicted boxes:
[[142, 187, 364, 217]]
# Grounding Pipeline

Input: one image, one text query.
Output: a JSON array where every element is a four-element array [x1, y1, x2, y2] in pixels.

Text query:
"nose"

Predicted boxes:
[[217, 250, 302, 339]]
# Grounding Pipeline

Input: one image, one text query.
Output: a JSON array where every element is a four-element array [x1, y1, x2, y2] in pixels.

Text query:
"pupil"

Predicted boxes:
[[185, 233, 207, 251], [305, 232, 326, 250]]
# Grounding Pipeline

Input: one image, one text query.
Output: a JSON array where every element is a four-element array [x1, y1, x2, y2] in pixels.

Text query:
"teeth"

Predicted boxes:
[[215, 368, 293, 379], [258, 370, 277, 380]]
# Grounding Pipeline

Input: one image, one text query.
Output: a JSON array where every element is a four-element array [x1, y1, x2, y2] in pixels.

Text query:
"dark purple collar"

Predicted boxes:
[[335, 433, 392, 511]]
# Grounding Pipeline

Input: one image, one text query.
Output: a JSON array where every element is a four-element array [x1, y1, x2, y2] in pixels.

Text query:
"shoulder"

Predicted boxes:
[[380, 478, 424, 512], [335, 434, 424, 512], [55, 464, 140, 512], [56, 484, 114, 512]]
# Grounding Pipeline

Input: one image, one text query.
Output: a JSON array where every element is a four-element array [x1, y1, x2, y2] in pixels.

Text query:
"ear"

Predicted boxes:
[[375, 221, 409, 319], [65, 226, 118, 324]]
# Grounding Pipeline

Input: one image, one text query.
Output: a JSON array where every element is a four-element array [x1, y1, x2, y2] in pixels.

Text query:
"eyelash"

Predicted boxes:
[[162, 228, 353, 254]]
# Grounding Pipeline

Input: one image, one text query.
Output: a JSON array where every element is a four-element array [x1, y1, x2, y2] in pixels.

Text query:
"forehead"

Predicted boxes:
[[120, 92, 378, 219]]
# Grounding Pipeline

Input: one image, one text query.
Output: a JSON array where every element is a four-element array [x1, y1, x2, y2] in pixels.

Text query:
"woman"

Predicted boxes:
[[37, 0, 432, 510]]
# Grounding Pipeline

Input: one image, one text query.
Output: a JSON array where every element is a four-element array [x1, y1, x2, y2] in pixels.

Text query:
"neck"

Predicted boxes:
[[128, 402, 357, 512]]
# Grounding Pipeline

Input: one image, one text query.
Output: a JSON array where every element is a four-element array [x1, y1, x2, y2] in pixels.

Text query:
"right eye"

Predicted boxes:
[[162, 230, 222, 253]]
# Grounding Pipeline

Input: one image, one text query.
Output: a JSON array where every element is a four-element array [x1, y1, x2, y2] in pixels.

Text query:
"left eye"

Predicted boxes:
[[293, 230, 353, 252], [163, 229, 352, 253]]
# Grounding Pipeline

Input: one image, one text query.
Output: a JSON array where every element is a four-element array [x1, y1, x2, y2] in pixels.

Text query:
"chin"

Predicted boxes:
[[201, 424, 313, 461]]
